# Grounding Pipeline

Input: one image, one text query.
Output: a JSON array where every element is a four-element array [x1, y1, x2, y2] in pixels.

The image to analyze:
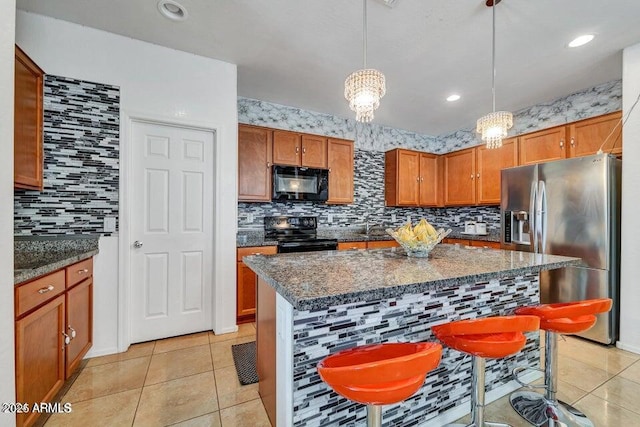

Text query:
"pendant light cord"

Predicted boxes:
[[363, 0, 367, 69], [492, 2, 496, 113]]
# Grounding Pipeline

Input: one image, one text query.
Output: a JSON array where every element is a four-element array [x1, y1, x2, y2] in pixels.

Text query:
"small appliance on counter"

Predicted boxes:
[[264, 216, 338, 253]]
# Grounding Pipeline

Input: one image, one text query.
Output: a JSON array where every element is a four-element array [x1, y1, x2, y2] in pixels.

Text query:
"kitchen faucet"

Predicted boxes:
[[365, 217, 381, 234]]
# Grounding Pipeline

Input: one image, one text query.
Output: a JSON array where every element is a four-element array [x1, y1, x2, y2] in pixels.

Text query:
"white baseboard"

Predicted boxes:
[[616, 340, 640, 355], [213, 325, 239, 335], [85, 346, 119, 359], [422, 370, 543, 426]]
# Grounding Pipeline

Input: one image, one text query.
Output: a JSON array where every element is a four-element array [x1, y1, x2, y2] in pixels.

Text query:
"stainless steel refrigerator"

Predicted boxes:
[[501, 154, 621, 344]]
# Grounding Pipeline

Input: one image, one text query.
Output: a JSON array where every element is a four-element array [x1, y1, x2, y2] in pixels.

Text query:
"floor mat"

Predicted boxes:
[[231, 341, 259, 385]]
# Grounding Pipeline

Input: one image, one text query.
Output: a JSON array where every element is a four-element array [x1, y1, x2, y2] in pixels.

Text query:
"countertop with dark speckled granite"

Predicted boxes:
[[243, 245, 580, 310], [14, 235, 100, 285]]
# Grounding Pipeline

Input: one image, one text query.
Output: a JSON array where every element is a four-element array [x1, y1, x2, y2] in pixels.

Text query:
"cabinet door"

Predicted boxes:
[[237, 262, 257, 322], [65, 279, 93, 378], [273, 130, 301, 166], [519, 126, 567, 165], [476, 137, 518, 205], [419, 153, 439, 206], [338, 241, 367, 250], [327, 138, 354, 204], [444, 148, 476, 206], [301, 135, 328, 168], [238, 125, 273, 202], [14, 46, 44, 190], [443, 238, 471, 245], [15, 295, 65, 427], [397, 150, 420, 206], [569, 111, 622, 157]]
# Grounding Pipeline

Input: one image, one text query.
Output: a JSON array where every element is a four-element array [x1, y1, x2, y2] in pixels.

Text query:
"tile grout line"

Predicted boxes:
[[131, 340, 156, 426]]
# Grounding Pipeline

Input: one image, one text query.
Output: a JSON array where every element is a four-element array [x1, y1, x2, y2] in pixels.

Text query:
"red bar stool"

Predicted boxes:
[[510, 298, 612, 427], [317, 342, 442, 427], [432, 315, 540, 427]]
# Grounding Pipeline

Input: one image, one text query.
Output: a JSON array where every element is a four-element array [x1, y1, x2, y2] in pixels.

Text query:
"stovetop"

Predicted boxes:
[[264, 216, 337, 245]]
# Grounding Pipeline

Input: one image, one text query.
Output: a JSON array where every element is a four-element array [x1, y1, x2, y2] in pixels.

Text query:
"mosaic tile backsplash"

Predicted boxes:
[[14, 75, 120, 236], [238, 80, 621, 230], [290, 274, 541, 426]]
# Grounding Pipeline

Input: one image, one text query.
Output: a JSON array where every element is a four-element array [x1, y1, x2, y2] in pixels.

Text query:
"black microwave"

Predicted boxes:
[[272, 166, 329, 202]]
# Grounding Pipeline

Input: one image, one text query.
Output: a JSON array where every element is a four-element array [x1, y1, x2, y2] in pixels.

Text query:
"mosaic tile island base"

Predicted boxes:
[[243, 245, 580, 426]]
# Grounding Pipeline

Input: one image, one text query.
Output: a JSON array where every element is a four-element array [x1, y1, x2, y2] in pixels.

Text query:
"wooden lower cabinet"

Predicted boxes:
[[15, 295, 66, 427], [366, 240, 400, 249], [338, 241, 367, 250], [15, 259, 94, 427], [237, 246, 277, 323], [65, 278, 93, 378], [443, 238, 500, 249]]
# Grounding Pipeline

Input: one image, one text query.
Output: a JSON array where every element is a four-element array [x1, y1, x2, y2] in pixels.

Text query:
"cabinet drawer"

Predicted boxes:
[[237, 246, 277, 261], [15, 270, 66, 317], [367, 240, 400, 249], [338, 242, 368, 251], [66, 258, 93, 288]]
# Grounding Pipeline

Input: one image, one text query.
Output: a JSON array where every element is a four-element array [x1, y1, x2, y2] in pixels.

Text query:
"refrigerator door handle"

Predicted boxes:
[[537, 180, 547, 253], [530, 181, 538, 253]]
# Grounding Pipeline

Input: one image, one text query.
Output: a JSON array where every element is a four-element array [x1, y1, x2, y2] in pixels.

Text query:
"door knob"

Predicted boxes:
[[133, 240, 144, 248]]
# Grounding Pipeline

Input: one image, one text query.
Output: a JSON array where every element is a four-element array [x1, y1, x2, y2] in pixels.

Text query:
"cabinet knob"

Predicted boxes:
[[78, 268, 89, 274], [416, 176, 420, 182], [302, 147, 306, 154], [570, 137, 575, 147], [296, 146, 299, 153], [266, 161, 271, 168], [420, 176, 424, 182], [477, 173, 480, 178], [68, 326, 76, 339], [470, 174, 474, 180], [62, 332, 71, 345], [38, 285, 55, 294], [560, 139, 565, 148]]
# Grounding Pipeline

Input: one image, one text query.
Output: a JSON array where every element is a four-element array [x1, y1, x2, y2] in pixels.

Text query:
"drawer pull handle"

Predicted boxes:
[[38, 285, 55, 294], [68, 326, 76, 339], [62, 332, 71, 345], [78, 268, 89, 274]]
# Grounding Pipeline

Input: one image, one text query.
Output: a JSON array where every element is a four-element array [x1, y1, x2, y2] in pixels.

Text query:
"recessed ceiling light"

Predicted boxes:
[[568, 34, 594, 48], [446, 94, 461, 102], [157, 0, 188, 21]]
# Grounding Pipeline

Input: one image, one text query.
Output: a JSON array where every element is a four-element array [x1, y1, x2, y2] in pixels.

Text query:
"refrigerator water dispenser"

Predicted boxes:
[[504, 211, 531, 245]]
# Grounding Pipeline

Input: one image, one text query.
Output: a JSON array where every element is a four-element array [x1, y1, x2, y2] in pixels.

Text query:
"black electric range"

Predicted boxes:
[[264, 216, 338, 253]]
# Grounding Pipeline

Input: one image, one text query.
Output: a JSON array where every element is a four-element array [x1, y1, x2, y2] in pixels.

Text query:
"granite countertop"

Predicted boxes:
[[236, 227, 501, 247], [243, 245, 580, 311], [14, 235, 100, 285]]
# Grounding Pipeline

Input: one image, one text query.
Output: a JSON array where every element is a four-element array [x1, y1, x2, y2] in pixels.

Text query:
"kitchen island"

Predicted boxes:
[[244, 245, 580, 426]]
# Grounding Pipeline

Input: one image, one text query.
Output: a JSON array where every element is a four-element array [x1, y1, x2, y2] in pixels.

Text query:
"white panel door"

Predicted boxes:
[[131, 121, 214, 343]]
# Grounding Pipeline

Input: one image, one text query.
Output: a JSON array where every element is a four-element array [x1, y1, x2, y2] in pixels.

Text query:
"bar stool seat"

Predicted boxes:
[[318, 342, 442, 426], [510, 298, 612, 427], [433, 315, 540, 427]]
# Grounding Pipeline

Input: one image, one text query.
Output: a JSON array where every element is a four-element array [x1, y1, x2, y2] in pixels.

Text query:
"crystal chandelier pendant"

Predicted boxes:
[[344, 68, 386, 123], [477, 111, 513, 149], [477, 0, 513, 149]]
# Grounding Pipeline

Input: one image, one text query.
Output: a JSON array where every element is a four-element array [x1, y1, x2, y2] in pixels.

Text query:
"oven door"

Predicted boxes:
[[272, 166, 328, 202]]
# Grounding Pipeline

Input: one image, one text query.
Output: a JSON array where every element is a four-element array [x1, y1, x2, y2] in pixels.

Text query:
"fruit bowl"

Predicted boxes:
[[386, 220, 452, 258]]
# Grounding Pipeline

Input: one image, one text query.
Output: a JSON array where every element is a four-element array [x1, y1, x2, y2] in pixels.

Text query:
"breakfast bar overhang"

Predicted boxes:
[[244, 244, 580, 426]]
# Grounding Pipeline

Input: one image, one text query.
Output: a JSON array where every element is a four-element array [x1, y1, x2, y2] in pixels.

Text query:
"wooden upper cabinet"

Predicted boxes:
[[14, 45, 44, 191], [272, 130, 301, 166], [476, 137, 518, 205], [569, 111, 622, 157], [419, 153, 441, 207], [519, 125, 567, 165], [444, 147, 476, 206], [327, 138, 354, 204], [301, 135, 328, 168], [238, 125, 273, 202]]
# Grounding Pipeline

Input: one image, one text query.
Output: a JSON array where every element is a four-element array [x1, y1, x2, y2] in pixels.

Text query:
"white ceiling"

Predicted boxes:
[[16, 0, 640, 135]]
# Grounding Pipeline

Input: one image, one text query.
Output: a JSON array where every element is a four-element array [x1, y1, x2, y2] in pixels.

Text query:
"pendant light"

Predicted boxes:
[[476, 0, 513, 149], [344, 0, 386, 123]]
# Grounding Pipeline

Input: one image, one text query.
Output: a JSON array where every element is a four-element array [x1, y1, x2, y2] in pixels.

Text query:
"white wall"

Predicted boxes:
[[16, 11, 239, 354], [0, 1, 15, 425], [619, 43, 640, 354]]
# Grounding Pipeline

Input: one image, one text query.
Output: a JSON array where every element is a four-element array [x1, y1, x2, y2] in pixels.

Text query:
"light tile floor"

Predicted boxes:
[[44, 327, 640, 426]]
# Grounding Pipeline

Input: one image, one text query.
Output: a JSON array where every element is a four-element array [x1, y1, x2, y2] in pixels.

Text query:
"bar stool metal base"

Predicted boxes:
[[366, 405, 382, 427], [510, 390, 594, 427]]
